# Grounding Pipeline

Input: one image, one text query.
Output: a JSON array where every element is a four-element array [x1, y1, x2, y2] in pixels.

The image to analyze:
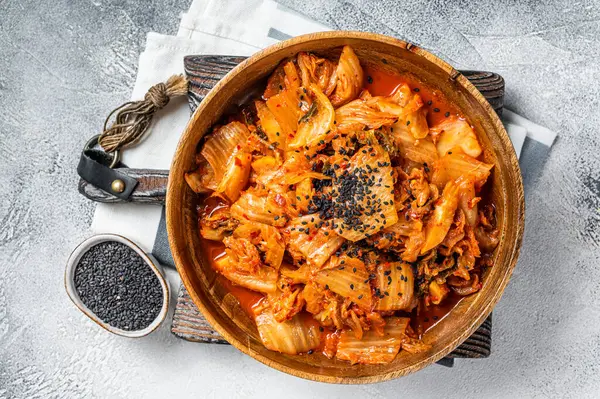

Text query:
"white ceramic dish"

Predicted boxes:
[[65, 233, 170, 338]]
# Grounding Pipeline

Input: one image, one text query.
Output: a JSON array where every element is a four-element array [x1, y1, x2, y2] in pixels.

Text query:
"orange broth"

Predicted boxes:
[[363, 65, 458, 126]]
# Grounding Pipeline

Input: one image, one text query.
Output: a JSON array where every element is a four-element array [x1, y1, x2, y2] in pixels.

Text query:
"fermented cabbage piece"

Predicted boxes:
[[268, 286, 305, 322], [230, 188, 287, 227], [263, 61, 287, 99], [295, 177, 313, 214], [213, 255, 278, 294], [255, 100, 286, 150], [254, 307, 320, 355], [367, 83, 428, 139], [390, 124, 438, 165], [288, 84, 335, 150], [265, 62, 304, 140], [366, 218, 423, 253], [457, 176, 479, 227], [251, 155, 281, 186], [428, 280, 450, 305], [315, 257, 372, 310], [270, 151, 331, 186], [402, 230, 425, 263], [431, 116, 482, 158], [199, 202, 237, 241], [215, 149, 252, 202], [372, 87, 429, 140], [336, 317, 410, 364], [223, 235, 262, 274], [421, 179, 460, 254], [297, 51, 337, 95], [335, 98, 398, 134], [374, 262, 415, 311], [385, 218, 424, 236], [431, 151, 493, 190], [266, 90, 301, 141], [232, 222, 285, 270], [185, 158, 217, 194], [330, 46, 363, 107], [283, 214, 345, 268], [201, 121, 250, 183], [330, 143, 399, 241]]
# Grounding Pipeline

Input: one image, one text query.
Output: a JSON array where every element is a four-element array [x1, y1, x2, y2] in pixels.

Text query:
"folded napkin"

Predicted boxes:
[[92, 0, 557, 266]]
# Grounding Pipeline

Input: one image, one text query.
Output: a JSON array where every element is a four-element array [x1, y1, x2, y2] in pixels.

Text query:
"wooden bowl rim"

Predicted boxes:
[[167, 31, 525, 383]]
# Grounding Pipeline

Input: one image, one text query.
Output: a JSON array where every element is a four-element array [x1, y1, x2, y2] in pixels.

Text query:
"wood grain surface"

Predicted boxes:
[[167, 35, 523, 383]]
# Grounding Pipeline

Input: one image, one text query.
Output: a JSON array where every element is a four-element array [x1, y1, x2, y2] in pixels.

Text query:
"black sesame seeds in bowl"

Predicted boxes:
[[65, 234, 169, 338]]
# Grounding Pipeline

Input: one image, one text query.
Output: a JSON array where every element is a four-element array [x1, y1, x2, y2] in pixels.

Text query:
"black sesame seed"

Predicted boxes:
[[74, 241, 163, 331], [367, 75, 373, 84], [433, 108, 440, 112]]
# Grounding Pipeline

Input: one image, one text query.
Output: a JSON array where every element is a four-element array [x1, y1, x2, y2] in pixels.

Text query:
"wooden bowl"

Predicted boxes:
[[166, 31, 524, 383]]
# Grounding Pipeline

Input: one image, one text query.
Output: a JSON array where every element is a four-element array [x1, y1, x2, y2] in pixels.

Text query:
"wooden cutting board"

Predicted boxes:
[[171, 55, 504, 366]]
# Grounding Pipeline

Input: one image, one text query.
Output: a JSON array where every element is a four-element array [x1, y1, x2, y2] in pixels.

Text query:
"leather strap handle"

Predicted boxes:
[[78, 162, 169, 204], [77, 136, 168, 204]]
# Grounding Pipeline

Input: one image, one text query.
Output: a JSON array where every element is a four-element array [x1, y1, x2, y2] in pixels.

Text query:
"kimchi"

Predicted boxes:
[[185, 46, 499, 365]]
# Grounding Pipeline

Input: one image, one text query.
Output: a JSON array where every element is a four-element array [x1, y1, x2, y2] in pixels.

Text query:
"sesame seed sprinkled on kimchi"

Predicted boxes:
[[186, 45, 497, 363]]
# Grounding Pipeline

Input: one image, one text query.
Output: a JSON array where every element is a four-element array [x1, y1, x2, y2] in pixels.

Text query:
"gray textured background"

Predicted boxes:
[[1, 0, 599, 398]]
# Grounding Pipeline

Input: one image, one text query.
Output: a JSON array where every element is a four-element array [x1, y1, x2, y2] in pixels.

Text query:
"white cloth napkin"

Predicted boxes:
[[91, 0, 556, 254]]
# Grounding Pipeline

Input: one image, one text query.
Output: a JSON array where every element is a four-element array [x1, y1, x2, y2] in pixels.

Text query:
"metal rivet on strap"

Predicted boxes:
[[111, 179, 125, 193]]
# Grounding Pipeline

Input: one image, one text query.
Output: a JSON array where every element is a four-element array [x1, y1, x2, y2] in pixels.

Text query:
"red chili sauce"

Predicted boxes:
[[363, 65, 458, 126]]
